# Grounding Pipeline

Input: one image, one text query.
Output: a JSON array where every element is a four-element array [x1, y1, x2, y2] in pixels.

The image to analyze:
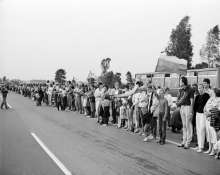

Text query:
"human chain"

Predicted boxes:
[[4, 77, 220, 160]]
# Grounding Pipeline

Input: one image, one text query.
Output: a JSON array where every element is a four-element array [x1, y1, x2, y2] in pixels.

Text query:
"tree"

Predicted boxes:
[[165, 16, 193, 69], [98, 58, 123, 87], [87, 71, 96, 85], [100, 58, 111, 74], [3, 76, 6, 82], [72, 76, 76, 85], [98, 71, 115, 88], [126, 71, 134, 85], [200, 25, 220, 68], [114, 72, 122, 85], [55, 69, 66, 84]]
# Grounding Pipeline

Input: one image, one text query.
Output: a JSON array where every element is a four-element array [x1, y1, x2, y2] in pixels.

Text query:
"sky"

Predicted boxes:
[[0, 0, 220, 82]]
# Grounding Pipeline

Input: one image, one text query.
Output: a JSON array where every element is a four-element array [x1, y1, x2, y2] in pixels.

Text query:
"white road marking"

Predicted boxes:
[[31, 133, 72, 175], [157, 137, 194, 150], [166, 139, 179, 145]]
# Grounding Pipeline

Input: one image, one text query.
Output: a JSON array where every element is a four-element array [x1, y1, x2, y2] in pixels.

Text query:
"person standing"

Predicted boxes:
[[74, 84, 83, 113], [164, 88, 173, 127], [150, 92, 160, 140], [56, 89, 62, 111], [47, 84, 53, 106], [100, 85, 111, 126], [138, 89, 148, 136], [204, 88, 220, 156], [37, 86, 44, 106], [87, 85, 96, 118], [158, 89, 168, 145], [177, 77, 194, 149], [94, 82, 104, 122], [143, 85, 155, 141], [191, 83, 199, 142], [132, 89, 141, 133], [203, 78, 213, 96], [111, 82, 123, 124], [67, 85, 74, 110], [1, 85, 9, 109], [193, 84, 210, 152]]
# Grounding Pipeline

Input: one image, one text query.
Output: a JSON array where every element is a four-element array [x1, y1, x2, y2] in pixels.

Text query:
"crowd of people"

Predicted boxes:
[[4, 77, 220, 159]]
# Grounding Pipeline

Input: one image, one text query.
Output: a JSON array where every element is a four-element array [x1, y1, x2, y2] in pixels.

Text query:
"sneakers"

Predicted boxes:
[[204, 150, 211, 154], [192, 147, 199, 150], [209, 151, 215, 156], [184, 145, 190, 149], [148, 134, 154, 140], [215, 154, 220, 159], [178, 143, 185, 148], [143, 137, 148, 142], [197, 149, 203, 153], [134, 129, 139, 133], [141, 133, 146, 136]]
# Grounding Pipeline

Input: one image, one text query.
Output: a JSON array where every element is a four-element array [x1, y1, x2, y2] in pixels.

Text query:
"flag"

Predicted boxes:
[[155, 55, 187, 74]]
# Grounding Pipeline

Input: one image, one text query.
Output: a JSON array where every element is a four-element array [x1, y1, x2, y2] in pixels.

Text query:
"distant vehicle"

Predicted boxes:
[[135, 67, 220, 95], [186, 67, 220, 88]]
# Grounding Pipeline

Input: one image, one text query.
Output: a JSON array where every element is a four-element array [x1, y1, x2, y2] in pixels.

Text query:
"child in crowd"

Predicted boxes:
[[118, 98, 128, 128]]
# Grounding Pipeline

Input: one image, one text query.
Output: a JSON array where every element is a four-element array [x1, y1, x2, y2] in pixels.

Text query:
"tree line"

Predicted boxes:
[[165, 16, 220, 69], [53, 15, 220, 86]]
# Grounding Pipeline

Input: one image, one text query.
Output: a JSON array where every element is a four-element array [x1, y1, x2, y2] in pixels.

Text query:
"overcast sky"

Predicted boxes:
[[0, 0, 219, 81]]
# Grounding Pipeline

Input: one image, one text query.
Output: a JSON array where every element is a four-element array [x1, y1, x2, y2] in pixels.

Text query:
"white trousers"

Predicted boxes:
[[205, 119, 217, 144], [48, 94, 52, 105], [180, 106, 193, 146], [95, 100, 101, 117], [196, 113, 206, 149]]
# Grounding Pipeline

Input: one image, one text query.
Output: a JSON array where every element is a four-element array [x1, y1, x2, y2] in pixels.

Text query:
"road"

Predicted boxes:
[[1, 93, 220, 175]]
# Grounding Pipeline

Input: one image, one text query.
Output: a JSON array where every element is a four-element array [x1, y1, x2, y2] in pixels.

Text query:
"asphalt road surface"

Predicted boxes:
[[1, 93, 220, 175]]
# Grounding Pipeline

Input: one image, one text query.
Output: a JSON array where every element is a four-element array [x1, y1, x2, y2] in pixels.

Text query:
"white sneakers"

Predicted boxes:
[[143, 134, 154, 142], [204, 150, 211, 154], [143, 137, 148, 142], [197, 149, 203, 153], [148, 134, 154, 140]]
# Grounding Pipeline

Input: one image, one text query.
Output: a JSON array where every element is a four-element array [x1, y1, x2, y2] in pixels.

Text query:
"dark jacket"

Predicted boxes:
[[176, 86, 194, 107], [1, 88, 8, 98]]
